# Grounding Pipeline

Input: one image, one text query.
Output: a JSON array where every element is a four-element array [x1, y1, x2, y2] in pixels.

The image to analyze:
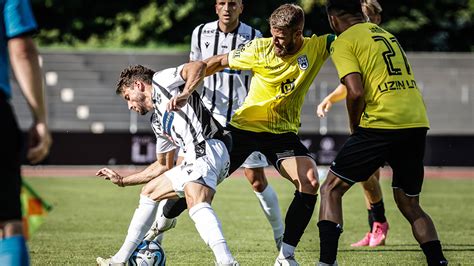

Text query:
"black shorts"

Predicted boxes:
[[226, 125, 314, 174], [330, 126, 428, 196], [0, 92, 23, 220]]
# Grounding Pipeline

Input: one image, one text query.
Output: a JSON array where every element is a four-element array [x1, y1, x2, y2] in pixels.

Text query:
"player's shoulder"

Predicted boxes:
[[153, 65, 185, 89], [193, 20, 219, 37], [238, 21, 262, 39]]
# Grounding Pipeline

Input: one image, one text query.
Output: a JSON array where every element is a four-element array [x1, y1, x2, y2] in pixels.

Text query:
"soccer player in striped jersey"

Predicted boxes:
[[96, 62, 238, 266], [316, 0, 389, 248], [189, 0, 284, 248], [169, 4, 336, 265], [318, 0, 447, 265]]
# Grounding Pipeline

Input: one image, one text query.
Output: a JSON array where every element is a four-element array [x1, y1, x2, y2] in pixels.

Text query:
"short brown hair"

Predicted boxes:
[[361, 0, 382, 15], [269, 4, 304, 31], [116, 65, 155, 95]]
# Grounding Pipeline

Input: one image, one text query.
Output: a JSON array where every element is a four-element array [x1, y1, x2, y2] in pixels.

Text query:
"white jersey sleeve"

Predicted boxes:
[[155, 134, 177, 154], [255, 29, 263, 38], [153, 64, 186, 89], [190, 24, 204, 61]]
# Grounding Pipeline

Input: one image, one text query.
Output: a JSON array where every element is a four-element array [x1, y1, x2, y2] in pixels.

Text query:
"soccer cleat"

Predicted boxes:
[[369, 221, 389, 247], [96, 257, 125, 266], [215, 260, 240, 266], [275, 235, 283, 251], [350, 232, 371, 247], [274, 255, 299, 266]]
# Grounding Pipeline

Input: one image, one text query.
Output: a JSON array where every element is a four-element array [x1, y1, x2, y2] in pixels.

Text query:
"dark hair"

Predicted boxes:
[[326, 0, 363, 16], [269, 4, 305, 31], [116, 65, 155, 95]]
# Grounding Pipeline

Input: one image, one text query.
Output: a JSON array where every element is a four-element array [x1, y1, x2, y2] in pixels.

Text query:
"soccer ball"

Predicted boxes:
[[128, 239, 166, 266]]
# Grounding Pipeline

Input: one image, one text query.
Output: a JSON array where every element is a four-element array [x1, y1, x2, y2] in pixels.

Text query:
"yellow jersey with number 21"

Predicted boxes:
[[228, 34, 335, 134]]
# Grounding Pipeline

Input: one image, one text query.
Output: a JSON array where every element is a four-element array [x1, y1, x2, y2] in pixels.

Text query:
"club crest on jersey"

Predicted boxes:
[[297, 55, 309, 70]]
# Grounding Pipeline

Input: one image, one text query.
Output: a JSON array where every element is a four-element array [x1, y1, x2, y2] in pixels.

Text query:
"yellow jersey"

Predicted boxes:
[[331, 23, 430, 129], [228, 34, 335, 133]]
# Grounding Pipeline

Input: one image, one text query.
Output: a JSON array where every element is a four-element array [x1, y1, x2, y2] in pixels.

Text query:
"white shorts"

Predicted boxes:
[[165, 139, 230, 198], [241, 151, 268, 168]]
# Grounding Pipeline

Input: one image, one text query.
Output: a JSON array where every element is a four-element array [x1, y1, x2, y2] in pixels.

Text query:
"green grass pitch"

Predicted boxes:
[[25, 175, 473, 265]]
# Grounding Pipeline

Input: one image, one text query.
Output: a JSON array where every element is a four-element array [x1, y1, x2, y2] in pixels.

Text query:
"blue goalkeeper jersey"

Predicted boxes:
[[0, 0, 37, 99]]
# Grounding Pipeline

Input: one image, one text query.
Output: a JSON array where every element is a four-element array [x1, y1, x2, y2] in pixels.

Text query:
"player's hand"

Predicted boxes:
[[96, 167, 124, 187], [27, 122, 52, 164], [317, 99, 333, 118], [167, 92, 190, 112]]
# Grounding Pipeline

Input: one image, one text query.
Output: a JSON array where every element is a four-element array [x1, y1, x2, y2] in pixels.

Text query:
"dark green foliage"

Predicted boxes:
[[31, 0, 474, 51]]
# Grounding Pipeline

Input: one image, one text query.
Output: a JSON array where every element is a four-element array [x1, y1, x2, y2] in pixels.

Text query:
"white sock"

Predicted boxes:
[[278, 242, 296, 259], [254, 185, 284, 239], [189, 202, 234, 264], [112, 195, 158, 263]]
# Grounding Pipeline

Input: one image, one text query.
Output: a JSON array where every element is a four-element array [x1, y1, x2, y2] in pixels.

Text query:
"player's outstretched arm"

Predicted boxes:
[[317, 83, 348, 118], [9, 36, 52, 164], [167, 61, 207, 111], [203, 53, 229, 76], [96, 150, 176, 187]]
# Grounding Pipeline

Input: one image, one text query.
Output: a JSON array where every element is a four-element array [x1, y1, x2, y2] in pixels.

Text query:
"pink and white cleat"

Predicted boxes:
[[350, 232, 371, 247], [369, 221, 389, 247]]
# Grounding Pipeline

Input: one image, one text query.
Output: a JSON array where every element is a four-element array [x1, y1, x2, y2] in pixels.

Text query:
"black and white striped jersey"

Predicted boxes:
[[190, 20, 262, 126], [150, 64, 224, 158]]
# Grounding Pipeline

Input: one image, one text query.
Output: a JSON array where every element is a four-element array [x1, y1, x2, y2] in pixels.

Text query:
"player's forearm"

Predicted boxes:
[[8, 36, 47, 124], [181, 61, 206, 95], [122, 162, 170, 186], [326, 84, 348, 104], [204, 54, 228, 76]]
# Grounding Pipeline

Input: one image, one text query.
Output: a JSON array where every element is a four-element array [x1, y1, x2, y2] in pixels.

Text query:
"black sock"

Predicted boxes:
[[370, 200, 387, 223], [318, 220, 343, 264], [162, 198, 188, 219], [282, 191, 317, 247], [421, 240, 448, 265], [368, 209, 375, 231]]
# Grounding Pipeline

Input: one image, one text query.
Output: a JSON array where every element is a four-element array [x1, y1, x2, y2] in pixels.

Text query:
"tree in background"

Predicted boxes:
[[32, 0, 474, 51]]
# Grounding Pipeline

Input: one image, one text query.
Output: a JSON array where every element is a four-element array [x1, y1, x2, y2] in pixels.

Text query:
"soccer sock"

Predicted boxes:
[[318, 220, 343, 264], [420, 240, 448, 265], [370, 200, 387, 223], [189, 202, 234, 264], [112, 195, 158, 263], [0, 235, 29, 266], [282, 191, 317, 248], [368, 209, 375, 231], [254, 185, 284, 239]]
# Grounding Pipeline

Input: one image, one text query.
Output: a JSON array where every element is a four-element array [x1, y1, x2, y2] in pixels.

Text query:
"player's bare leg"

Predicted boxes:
[[184, 182, 237, 265], [274, 157, 319, 264], [352, 169, 389, 247], [392, 188, 447, 265], [318, 171, 351, 265], [244, 167, 284, 250]]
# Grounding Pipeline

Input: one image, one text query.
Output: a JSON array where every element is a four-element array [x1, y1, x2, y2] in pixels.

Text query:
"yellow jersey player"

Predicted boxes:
[[168, 4, 335, 265], [317, 0, 448, 265]]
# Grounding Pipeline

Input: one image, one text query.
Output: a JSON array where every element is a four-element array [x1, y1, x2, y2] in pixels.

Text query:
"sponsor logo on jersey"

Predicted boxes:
[[297, 55, 309, 70], [205, 41, 210, 48], [203, 29, 216, 35], [280, 79, 296, 94]]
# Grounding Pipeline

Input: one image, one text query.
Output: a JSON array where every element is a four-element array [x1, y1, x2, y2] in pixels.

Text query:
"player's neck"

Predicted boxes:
[[218, 20, 240, 33]]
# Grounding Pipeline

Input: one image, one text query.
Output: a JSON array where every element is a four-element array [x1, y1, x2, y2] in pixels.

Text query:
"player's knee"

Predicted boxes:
[[301, 167, 319, 192], [245, 168, 268, 192]]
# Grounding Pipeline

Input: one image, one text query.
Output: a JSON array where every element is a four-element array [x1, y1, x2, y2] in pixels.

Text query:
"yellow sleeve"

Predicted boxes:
[[228, 39, 259, 70], [330, 39, 361, 81]]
